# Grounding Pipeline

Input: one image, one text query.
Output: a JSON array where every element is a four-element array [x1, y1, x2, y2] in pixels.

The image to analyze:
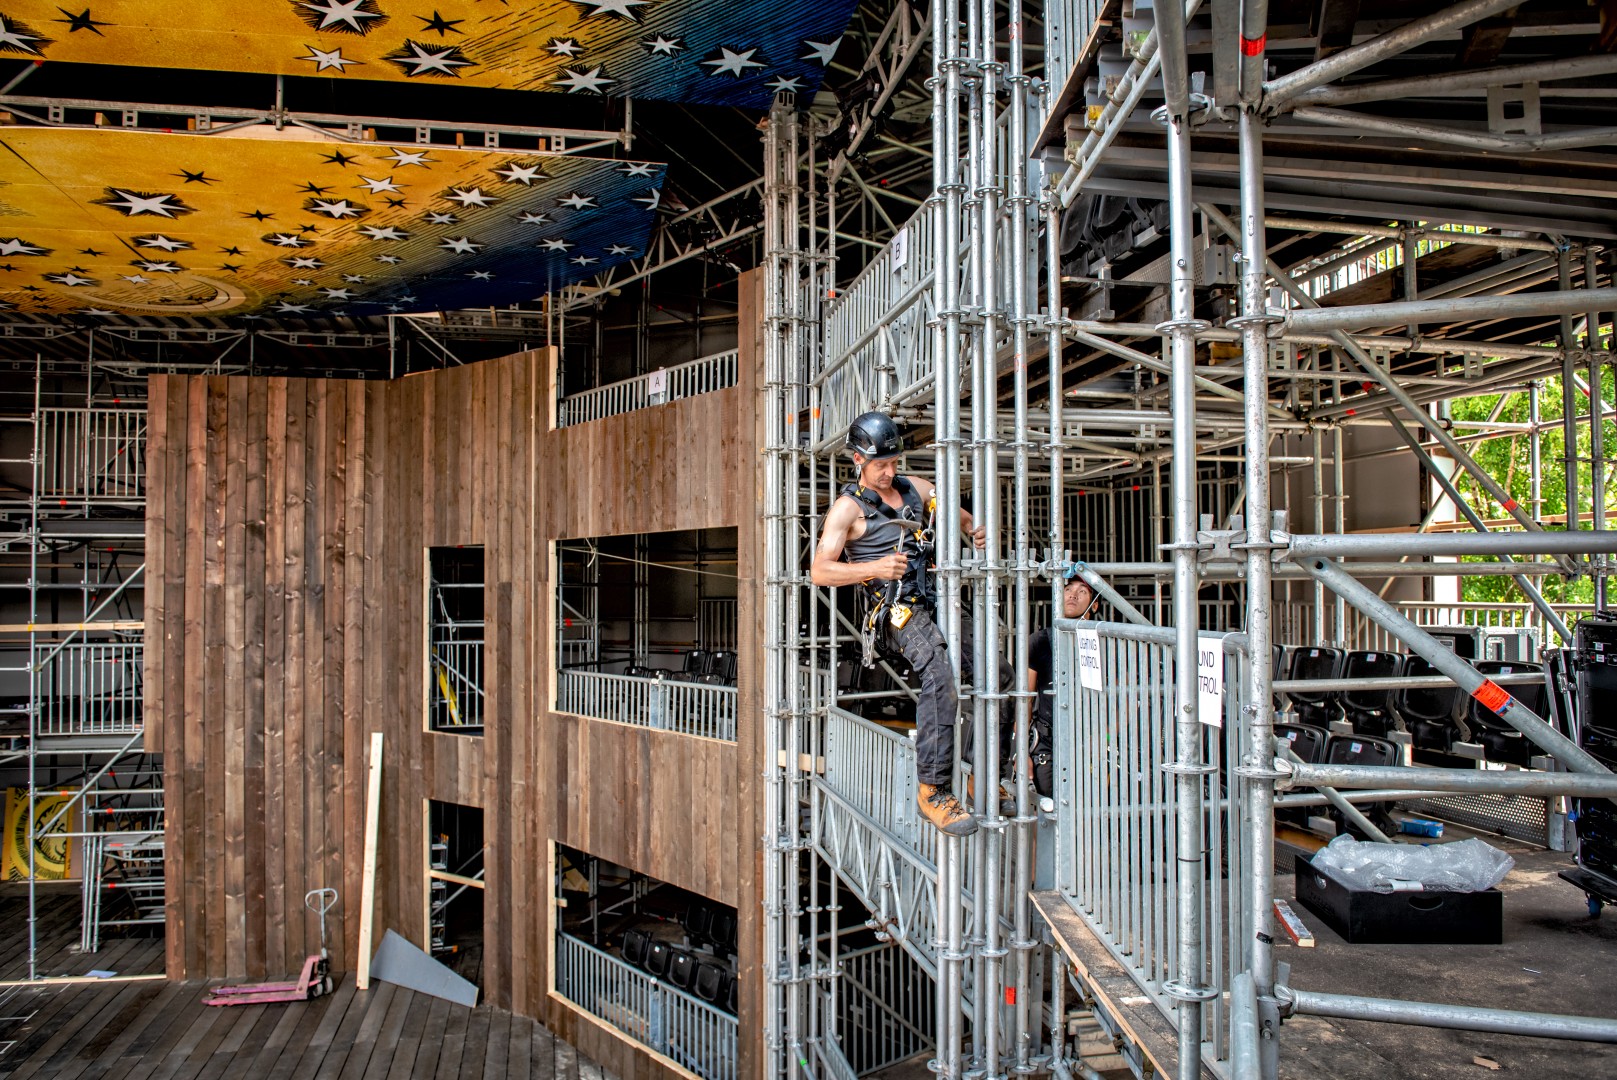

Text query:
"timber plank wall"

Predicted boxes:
[[144, 320, 764, 1079]]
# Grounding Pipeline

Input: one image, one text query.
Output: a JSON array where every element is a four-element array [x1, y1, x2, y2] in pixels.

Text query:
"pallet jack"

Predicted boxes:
[[204, 889, 338, 1006]]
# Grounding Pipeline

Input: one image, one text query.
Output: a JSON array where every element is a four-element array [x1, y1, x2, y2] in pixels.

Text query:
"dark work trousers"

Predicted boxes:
[[884, 603, 973, 787]]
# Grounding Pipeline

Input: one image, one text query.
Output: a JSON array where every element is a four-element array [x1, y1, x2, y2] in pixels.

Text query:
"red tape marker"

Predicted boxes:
[[1473, 679, 1511, 714], [1502, 498, 1519, 511], [1240, 34, 1267, 56]]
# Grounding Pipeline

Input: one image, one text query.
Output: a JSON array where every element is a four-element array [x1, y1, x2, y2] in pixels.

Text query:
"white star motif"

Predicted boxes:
[[291, 277, 315, 286], [425, 211, 458, 225], [310, 199, 366, 219], [445, 187, 496, 208], [494, 163, 544, 185], [643, 35, 682, 55], [468, 270, 494, 280], [570, 254, 599, 266], [101, 190, 191, 218], [440, 236, 483, 254], [0, 238, 46, 256], [570, 0, 647, 19], [120, 274, 149, 284], [606, 244, 634, 256], [275, 301, 314, 314], [619, 162, 656, 177], [538, 239, 573, 252], [321, 287, 354, 300], [79, 308, 115, 316], [385, 149, 433, 167], [299, 45, 360, 72], [47, 272, 95, 287], [375, 254, 403, 264], [137, 260, 182, 273], [360, 225, 409, 240], [558, 192, 597, 210], [135, 235, 191, 251], [767, 76, 803, 94], [390, 41, 473, 77], [297, 0, 383, 34], [546, 38, 581, 56], [0, 16, 43, 54], [802, 38, 841, 65], [703, 46, 765, 77], [555, 66, 614, 94], [343, 274, 366, 283], [398, 293, 417, 303], [631, 189, 661, 210], [386, 304, 403, 312], [287, 256, 324, 269], [516, 211, 551, 226], [357, 175, 401, 194], [268, 233, 312, 247]]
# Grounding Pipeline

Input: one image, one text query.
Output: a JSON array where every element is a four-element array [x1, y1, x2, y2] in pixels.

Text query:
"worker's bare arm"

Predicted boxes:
[[810, 496, 907, 586]]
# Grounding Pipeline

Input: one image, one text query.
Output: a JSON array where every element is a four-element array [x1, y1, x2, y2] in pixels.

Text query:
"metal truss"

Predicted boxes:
[[555, 180, 764, 312], [0, 90, 626, 155]]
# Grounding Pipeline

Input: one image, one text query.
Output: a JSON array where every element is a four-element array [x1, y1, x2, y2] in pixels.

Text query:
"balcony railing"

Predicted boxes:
[[555, 933, 737, 1080], [36, 407, 146, 503], [1273, 599, 1592, 651], [430, 634, 485, 732], [33, 641, 143, 738], [555, 670, 736, 742], [558, 350, 738, 428]]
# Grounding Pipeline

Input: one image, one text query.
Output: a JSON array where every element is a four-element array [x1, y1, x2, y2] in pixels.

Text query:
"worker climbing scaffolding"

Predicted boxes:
[[810, 410, 987, 835]]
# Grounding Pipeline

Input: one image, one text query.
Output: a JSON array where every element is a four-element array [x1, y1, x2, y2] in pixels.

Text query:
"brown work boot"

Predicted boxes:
[[918, 783, 979, 836]]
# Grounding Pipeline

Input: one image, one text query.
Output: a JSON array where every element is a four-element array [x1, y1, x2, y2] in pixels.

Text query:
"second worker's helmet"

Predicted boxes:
[[846, 411, 903, 461]]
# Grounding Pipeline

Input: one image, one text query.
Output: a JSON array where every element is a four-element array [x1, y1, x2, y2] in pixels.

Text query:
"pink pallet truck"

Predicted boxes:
[[204, 889, 338, 1006]]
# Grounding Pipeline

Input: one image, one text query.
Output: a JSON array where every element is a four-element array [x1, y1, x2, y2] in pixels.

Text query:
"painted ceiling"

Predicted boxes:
[[0, 127, 666, 318], [0, 0, 853, 108]]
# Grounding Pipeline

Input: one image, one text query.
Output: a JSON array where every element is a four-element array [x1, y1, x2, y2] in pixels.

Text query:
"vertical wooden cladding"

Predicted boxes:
[[147, 341, 757, 1076], [146, 357, 539, 983]]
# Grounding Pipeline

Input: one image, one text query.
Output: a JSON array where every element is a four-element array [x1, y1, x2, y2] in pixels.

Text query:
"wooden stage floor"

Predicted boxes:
[[0, 888, 614, 1080]]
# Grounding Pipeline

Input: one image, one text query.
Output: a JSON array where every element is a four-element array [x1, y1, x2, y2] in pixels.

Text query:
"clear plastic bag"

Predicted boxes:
[[1311, 833, 1514, 893]]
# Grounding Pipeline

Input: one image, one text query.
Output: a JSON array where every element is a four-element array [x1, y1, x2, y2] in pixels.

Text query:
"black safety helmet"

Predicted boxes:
[[846, 411, 903, 461]]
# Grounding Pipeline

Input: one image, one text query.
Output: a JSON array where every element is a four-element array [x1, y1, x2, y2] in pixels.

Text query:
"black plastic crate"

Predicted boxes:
[[1294, 854, 1502, 945]]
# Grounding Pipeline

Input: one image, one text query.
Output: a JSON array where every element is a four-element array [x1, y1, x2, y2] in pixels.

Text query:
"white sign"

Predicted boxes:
[[1197, 636, 1225, 728], [1076, 629, 1103, 692], [891, 227, 909, 274], [646, 368, 668, 397]]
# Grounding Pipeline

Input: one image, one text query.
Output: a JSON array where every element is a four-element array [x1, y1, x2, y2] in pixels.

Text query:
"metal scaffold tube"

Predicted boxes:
[[1155, 3, 1209, 1076]]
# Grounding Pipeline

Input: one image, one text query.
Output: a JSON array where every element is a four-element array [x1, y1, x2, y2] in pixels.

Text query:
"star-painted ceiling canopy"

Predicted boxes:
[[0, 127, 667, 319], [0, 0, 855, 108]]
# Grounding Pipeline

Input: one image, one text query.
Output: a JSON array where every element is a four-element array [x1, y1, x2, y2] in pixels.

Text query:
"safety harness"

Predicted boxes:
[[839, 477, 937, 667]]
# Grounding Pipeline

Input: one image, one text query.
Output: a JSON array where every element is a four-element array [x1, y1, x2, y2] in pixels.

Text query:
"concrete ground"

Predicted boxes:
[[1277, 826, 1617, 1079]]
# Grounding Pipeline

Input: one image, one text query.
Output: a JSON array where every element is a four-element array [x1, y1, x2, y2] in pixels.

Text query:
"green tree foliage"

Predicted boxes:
[[1446, 350, 1615, 604]]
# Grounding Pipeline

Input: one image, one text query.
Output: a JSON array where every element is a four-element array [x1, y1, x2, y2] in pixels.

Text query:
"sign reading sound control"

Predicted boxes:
[[1076, 629, 1103, 691]]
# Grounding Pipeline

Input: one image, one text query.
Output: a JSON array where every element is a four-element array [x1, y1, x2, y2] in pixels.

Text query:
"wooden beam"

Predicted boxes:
[[356, 730, 383, 991], [0, 621, 144, 634], [1313, 0, 1362, 60], [428, 868, 486, 890], [1457, 7, 1520, 66]]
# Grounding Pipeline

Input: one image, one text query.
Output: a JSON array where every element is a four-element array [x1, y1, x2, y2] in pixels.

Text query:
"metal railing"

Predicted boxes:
[[1042, 0, 1106, 114], [35, 407, 146, 503], [1050, 620, 1251, 1069], [32, 641, 143, 738], [558, 350, 738, 428], [1274, 598, 1590, 651], [818, 201, 941, 447], [554, 933, 737, 1080], [831, 941, 936, 1076], [429, 635, 485, 732], [555, 670, 737, 742]]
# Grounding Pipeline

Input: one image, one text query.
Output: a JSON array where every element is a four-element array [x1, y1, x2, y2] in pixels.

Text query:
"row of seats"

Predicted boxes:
[[1277, 644, 1550, 767], [622, 929, 738, 1013], [624, 649, 738, 686], [682, 901, 738, 956]]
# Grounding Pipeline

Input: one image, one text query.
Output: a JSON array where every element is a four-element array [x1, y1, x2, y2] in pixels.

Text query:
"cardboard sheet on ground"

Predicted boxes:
[[369, 928, 479, 1006], [0, 127, 665, 318]]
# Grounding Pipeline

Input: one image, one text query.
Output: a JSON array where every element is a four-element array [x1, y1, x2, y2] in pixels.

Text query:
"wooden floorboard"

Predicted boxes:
[[0, 977, 617, 1080]]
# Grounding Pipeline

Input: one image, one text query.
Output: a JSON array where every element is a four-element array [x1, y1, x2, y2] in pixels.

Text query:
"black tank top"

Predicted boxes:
[[839, 477, 933, 602]]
